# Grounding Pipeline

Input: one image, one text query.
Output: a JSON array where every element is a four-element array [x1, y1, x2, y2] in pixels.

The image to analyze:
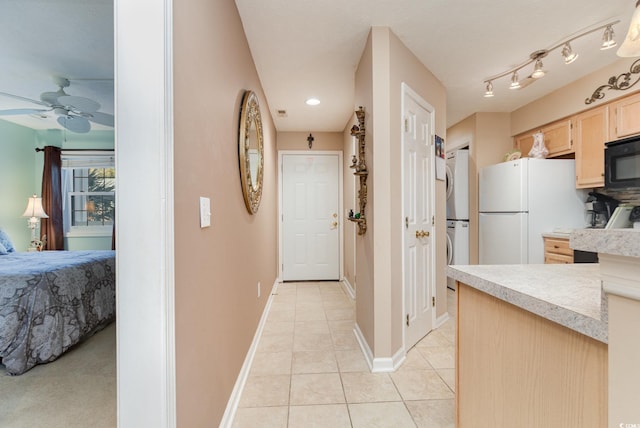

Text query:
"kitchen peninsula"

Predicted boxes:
[[448, 228, 640, 427]]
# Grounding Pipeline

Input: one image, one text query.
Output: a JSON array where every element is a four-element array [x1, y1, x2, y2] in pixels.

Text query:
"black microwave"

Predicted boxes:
[[604, 136, 640, 189]]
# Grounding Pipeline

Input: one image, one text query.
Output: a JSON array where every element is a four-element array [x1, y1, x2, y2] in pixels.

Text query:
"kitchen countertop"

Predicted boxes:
[[570, 228, 640, 258], [447, 263, 606, 343], [541, 231, 571, 239]]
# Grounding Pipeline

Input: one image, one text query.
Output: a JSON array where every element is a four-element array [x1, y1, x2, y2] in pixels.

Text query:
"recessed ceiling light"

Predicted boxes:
[[305, 97, 320, 106]]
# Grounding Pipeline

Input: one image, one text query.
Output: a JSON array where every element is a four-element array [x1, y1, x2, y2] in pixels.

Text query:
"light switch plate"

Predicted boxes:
[[199, 197, 211, 228]]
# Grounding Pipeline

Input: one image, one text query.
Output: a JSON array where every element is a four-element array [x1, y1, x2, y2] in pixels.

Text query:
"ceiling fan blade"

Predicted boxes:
[[0, 108, 50, 116], [88, 112, 114, 127], [57, 115, 91, 133], [57, 95, 100, 113], [0, 91, 50, 107]]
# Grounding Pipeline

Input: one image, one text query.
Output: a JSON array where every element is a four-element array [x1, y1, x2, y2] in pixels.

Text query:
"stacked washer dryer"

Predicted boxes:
[[446, 149, 470, 290]]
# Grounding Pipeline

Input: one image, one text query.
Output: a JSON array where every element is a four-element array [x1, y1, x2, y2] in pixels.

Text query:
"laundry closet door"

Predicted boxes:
[[281, 153, 340, 281]]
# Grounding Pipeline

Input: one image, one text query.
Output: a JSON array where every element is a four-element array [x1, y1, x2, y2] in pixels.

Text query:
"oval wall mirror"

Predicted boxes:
[[238, 90, 264, 214]]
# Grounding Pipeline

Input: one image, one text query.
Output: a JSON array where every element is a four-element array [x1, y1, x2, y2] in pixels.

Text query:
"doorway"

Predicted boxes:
[[401, 83, 436, 350], [279, 152, 342, 281]]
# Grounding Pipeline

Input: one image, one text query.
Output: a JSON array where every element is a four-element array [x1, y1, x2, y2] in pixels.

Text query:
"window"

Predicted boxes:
[[62, 153, 115, 236]]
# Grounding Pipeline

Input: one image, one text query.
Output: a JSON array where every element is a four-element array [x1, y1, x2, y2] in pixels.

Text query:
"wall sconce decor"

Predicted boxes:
[[483, 20, 619, 97], [347, 106, 368, 235], [307, 133, 314, 149], [22, 194, 48, 250]]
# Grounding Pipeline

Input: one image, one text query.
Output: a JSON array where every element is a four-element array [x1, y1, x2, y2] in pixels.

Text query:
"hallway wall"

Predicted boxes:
[[173, 1, 278, 425], [354, 27, 447, 361]]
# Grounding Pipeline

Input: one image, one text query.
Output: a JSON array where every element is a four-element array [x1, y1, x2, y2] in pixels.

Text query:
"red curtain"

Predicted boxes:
[[41, 146, 64, 250]]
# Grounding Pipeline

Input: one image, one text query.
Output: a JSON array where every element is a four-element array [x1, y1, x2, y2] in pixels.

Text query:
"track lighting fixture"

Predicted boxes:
[[618, 1, 640, 57], [484, 81, 494, 97], [509, 72, 521, 89], [562, 43, 579, 64], [601, 25, 617, 50], [531, 58, 546, 79], [482, 20, 619, 97]]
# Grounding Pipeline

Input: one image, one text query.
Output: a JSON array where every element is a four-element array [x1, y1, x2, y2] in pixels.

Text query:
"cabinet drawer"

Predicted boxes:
[[544, 237, 572, 256], [545, 253, 574, 264]]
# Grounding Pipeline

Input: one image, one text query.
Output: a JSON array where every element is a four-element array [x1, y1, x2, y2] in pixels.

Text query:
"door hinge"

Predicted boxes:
[[405, 216, 409, 229], [281, 264, 284, 272], [432, 296, 435, 307], [432, 215, 435, 226], [406, 314, 410, 326], [404, 118, 409, 132]]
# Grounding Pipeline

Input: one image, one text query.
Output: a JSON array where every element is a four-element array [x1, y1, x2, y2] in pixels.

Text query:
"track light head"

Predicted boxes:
[[509, 72, 521, 89], [531, 59, 545, 79], [601, 25, 617, 50], [561, 43, 578, 64], [484, 81, 494, 98]]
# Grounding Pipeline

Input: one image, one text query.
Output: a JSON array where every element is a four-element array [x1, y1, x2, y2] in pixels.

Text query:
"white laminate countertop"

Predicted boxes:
[[570, 228, 640, 258], [447, 263, 606, 343]]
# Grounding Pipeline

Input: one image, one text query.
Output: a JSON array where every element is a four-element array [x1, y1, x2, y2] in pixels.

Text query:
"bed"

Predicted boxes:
[[0, 250, 115, 375]]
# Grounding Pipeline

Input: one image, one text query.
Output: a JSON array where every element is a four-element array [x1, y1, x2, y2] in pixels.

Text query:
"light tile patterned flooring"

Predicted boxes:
[[233, 282, 457, 428]]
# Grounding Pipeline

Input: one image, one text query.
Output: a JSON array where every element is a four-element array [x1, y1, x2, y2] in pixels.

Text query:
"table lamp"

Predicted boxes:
[[22, 194, 48, 251]]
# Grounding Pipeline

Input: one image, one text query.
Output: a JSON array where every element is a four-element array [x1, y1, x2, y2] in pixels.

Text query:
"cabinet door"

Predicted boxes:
[[610, 92, 640, 139], [514, 132, 534, 157], [543, 119, 573, 156], [575, 105, 609, 188]]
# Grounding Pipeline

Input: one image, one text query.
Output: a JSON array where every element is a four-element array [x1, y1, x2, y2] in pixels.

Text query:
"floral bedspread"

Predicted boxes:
[[0, 250, 115, 375]]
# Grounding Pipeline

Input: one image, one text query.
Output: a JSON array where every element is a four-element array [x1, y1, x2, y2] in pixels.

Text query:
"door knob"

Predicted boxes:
[[332, 221, 338, 228], [415, 230, 430, 238]]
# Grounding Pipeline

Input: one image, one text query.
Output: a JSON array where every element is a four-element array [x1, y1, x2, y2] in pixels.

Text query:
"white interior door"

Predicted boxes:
[[281, 153, 340, 281], [402, 84, 434, 349]]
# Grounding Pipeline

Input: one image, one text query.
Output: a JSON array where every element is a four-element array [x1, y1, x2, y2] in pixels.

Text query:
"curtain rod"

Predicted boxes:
[[35, 148, 114, 152]]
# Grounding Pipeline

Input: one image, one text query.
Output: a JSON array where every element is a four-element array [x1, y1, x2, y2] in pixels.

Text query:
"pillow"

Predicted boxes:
[[0, 241, 7, 255], [0, 228, 16, 253]]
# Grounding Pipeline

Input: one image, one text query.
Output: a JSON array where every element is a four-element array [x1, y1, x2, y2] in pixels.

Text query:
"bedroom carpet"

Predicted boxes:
[[0, 322, 116, 428]]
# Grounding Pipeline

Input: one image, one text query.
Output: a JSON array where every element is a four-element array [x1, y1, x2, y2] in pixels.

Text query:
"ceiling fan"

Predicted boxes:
[[0, 76, 114, 133]]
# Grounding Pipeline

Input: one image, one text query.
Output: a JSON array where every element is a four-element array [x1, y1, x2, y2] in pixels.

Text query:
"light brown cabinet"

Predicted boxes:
[[609, 91, 640, 139], [514, 118, 573, 158], [574, 105, 609, 188], [543, 236, 573, 264], [457, 283, 607, 427]]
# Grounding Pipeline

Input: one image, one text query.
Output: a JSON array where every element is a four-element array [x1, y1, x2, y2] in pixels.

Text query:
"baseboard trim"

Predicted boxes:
[[353, 323, 405, 373], [341, 277, 355, 299], [219, 278, 279, 428], [435, 311, 450, 329]]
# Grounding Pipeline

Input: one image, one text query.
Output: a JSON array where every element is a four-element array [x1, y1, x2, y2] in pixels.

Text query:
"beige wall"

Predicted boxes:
[[511, 57, 639, 135], [277, 131, 343, 151], [354, 31, 375, 351], [447, 113, 512, 265], [354, 27, 447, 360], [173, 1, 277, 426]]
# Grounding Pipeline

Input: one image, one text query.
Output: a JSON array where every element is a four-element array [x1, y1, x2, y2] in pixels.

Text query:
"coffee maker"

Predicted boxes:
[[585, 192, 620, 228]]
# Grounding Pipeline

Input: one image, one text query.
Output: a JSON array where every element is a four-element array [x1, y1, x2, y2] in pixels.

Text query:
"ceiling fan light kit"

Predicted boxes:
[[618, 0, 640, 57], [0, 76, 114, 133], [483, 20, 619, 97]]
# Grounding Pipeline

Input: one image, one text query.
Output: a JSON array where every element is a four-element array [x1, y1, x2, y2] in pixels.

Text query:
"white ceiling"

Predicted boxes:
[[0, 0, 635, 134], [0, 0, 113, 132], [235, 0, 636, 131]]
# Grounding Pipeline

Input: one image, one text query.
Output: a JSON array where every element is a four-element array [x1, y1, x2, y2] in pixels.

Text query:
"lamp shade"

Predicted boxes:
[[22, 195, 49, 219], [618, 3, 640, 57]]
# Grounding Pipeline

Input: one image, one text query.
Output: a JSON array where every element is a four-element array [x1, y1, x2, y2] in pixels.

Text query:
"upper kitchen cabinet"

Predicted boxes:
[[574, 105, 609, 189], [514, 118, 573, 158], [609, 91, 640, 139]]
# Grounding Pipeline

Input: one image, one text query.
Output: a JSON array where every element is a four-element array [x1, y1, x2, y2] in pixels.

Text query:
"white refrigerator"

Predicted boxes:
[[479, 158, 587, 264]]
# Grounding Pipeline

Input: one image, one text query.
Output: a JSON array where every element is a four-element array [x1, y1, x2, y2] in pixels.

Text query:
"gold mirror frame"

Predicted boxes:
[[238, 90, 264, 214]]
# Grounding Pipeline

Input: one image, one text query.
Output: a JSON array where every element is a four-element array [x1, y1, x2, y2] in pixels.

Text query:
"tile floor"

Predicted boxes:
[[232, 282, 457, 428]]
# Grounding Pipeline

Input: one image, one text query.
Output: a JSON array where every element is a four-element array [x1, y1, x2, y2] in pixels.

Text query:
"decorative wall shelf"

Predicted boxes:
[[347, 106, 368, 235]]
